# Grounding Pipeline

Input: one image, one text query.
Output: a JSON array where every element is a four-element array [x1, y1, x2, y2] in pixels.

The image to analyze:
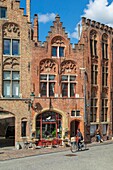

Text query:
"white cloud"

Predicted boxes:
[[70, 0, 113, 41], [38, 13, 56, 24]]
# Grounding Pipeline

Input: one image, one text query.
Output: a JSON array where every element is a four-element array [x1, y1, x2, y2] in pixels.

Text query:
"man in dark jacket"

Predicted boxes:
[[76, 128, 83, 149]]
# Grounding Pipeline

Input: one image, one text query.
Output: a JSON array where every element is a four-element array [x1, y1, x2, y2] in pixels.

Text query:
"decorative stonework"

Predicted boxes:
[[3, 23, 20, 37], [51, 36, 64, 45], [102, 33, 108, 42], [3, 57, 19, 69], [61, 60, 76, 74], [40, 59, 56, 73], [90, 30, 97, 39]]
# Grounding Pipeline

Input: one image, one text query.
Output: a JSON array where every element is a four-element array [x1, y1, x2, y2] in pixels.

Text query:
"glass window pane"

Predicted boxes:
[[62, 83, 68, 97], [49, 75, 55, 80], [70, 83, 75, 97], [21, 121, 27, 137], [52, 47, 57, 56], [3, 71, 10, 80], [49, 82, 55, 96], [12, 40, 20, 55], [61, 75, 68, 81], [12, 72, 19, 80], [3, 39, 10, 55], [70, 76, 76, 81], [40, 82, 47, 96], [3, 81, 10, 96], [59, 47, 64, 57], [12, 81, 19, 97], [40, 75, 47, 80], [1, 7, 7, 18]]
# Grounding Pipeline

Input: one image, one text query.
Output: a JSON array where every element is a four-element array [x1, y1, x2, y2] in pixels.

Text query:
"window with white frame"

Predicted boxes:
[[61, 75, 76, 97], [40, 74, 56, 97], [52, 46, 64, 57], [3, 39, 20, 56], [91, 64, 98, 85], [0, 7, 7, 18], [3, 71, 20, 98], [101, 98, 108, 122]]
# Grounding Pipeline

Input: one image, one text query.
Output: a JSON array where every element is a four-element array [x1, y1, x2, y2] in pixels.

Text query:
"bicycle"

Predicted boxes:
[[70, 136, 87, 153]]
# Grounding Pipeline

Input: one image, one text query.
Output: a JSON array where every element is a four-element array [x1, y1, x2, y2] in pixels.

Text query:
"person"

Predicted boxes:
[[76, 128, 83, 149], [95, 128, 103, 143]]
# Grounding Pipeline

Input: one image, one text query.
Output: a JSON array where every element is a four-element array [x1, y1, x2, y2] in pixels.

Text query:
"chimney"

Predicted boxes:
[[33, 14, 39, 42], [26, 0, 31, 22]]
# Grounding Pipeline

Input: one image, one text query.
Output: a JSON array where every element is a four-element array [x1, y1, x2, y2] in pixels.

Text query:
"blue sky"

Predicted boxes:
[[20, 0, 113, 44]]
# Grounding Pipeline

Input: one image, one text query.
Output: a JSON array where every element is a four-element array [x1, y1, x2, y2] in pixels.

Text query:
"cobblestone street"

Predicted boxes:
[[0, 142, 113, 170]]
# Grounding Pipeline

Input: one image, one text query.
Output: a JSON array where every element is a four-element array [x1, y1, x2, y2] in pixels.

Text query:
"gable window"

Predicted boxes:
[[0, 7, 7, 18], [61, 75, 76, 97], [52, 46, 64, 57], [40, 74, 56, 97], [3, 39, 20, 56], [3, 71, 20, 98]]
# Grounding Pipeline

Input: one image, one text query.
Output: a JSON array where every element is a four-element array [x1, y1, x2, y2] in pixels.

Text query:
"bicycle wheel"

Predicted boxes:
[[70, 142, 78, 153]]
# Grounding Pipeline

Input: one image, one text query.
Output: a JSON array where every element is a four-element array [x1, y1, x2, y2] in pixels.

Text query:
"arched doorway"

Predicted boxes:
[[36, 111, 62, 140], [0, 111, 15, 147], [70, 120, 80, 137]]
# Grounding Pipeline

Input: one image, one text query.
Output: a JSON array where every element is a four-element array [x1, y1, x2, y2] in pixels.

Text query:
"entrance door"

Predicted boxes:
[[70, 120, 79, 137]]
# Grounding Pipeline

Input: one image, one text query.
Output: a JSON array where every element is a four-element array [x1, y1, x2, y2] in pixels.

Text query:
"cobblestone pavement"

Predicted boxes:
[[0, 140, 113, 161]]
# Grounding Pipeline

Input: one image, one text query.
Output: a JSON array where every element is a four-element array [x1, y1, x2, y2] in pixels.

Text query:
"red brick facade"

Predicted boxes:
[[0, 0, 113, 148]]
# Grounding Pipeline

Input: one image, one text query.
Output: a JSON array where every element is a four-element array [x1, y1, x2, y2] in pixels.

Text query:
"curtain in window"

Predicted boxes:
[[4, 81, 10, 96], [12, 81, 19, 97], [49, 82, 54, 96]]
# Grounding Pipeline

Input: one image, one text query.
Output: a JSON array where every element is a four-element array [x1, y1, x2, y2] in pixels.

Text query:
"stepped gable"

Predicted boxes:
[[82, 17, 113, 34], [46, 14, 70, 42]]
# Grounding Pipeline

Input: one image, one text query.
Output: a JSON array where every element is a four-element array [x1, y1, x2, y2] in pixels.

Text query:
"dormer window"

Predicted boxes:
[[51, 36, 65, 58], [0, 7, 7, 18]]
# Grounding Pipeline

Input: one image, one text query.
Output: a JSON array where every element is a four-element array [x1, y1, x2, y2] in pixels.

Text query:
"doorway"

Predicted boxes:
[[70, 120, 79, 137], [0, 112, 15, 147]]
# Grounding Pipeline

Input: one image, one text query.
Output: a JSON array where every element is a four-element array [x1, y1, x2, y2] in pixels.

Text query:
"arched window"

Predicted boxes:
[[51, 36, 65, 58], [90, 30, 97, 57], [36, 111, 62, 139]]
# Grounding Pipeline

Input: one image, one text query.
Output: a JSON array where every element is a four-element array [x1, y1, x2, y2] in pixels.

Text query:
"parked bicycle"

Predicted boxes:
[[70, 136, 88, 153]]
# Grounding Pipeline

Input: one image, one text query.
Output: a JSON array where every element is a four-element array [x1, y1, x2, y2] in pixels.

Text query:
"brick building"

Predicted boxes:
[[0, 0, 113, 148]]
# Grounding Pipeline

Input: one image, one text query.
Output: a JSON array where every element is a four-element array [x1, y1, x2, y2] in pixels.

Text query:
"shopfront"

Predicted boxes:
[[36, 111, 62, 139]]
